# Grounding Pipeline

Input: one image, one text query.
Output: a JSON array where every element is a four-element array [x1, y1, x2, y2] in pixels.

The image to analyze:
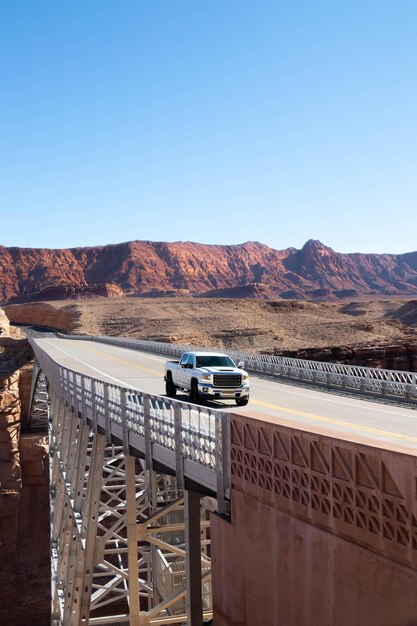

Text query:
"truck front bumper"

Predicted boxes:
[[197, 382, 250, 400]]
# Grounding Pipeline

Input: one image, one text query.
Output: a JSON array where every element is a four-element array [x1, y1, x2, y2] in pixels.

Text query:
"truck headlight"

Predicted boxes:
[[242, 373, 249, 381], [201, 374, 211, 382]]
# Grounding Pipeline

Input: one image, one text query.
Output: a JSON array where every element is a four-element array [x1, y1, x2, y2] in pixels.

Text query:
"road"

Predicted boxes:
[[33, 336, 417, 455]]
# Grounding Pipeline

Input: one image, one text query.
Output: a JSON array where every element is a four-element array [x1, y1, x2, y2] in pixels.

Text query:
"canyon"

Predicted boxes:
[[1, 239, 417, 304]]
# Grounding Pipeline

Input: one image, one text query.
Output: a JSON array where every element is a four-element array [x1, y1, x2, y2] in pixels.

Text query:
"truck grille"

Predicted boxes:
[[213, 374, 242, 388]]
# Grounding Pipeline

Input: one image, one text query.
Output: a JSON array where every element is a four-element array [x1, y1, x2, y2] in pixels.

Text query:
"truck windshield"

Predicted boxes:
[[196, 355, 236, 368]]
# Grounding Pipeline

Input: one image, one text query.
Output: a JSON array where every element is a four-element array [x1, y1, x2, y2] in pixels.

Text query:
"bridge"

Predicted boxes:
[[27, 332, 417, 626]]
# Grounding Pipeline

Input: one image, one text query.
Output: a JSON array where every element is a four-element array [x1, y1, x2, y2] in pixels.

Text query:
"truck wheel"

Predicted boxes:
[[236, 397, 249, 407], [190, 379, 200, 403], [166, 373, 177, 398]]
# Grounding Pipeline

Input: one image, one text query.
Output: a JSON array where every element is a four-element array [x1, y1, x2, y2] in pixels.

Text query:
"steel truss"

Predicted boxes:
[[28, 365, 49, 431], [49, 390, 213, 625]]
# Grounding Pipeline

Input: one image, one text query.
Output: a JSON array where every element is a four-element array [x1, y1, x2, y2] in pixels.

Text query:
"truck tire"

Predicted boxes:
[[190, 379, 200, 403], [165, 373, 177, 398], [236, 396, 249, 407]]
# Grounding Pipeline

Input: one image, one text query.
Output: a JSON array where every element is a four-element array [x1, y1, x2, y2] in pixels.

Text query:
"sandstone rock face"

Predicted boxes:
[[0, 336, 33, 375], [5, 302, 80, 333], [0, 433, 50, 626], [0, 372, 23, 620], [1, 239, 417, 303], [0, 309, 49, 625]]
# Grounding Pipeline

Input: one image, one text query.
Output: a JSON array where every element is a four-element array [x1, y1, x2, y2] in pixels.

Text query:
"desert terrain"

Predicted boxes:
[[6, 296, 417, 355]]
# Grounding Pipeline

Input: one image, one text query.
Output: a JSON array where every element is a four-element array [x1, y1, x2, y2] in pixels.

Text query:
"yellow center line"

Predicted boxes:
[[72, 343, 162, 376], [251, 398, 417, 444]]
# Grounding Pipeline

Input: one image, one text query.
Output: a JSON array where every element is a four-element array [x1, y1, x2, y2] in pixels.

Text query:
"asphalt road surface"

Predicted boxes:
[[33, 336, 417, 455]]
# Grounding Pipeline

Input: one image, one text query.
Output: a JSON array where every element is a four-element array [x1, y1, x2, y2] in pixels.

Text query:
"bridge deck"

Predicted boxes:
[[33, 336, 417, 456]]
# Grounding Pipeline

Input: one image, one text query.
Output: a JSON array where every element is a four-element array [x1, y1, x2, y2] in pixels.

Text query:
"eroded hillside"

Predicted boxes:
[[2, 239, 417, 303]]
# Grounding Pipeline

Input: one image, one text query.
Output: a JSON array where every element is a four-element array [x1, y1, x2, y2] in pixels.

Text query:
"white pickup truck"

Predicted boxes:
[[164, 351, 250, 406]]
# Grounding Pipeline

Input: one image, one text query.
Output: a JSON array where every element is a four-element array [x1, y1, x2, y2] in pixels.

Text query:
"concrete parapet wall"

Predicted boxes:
[[212, 414, 417, 626]]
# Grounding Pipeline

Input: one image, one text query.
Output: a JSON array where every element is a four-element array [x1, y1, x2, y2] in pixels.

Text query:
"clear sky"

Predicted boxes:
[[0, 1, 416, 254]]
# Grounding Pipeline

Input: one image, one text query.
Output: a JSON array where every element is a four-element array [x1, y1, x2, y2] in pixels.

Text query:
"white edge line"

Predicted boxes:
[[42, 340, 138, 390]]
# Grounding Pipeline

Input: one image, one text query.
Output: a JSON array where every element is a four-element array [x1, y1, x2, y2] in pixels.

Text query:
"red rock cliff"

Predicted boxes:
[[1, 239, 417, 303]]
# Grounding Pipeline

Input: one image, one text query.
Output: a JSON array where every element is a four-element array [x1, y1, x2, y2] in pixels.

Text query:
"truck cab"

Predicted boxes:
[[165, 351, 250, 406]]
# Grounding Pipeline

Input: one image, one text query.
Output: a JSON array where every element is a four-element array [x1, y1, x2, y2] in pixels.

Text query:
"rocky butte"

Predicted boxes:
[[1, 239, 417, 304]]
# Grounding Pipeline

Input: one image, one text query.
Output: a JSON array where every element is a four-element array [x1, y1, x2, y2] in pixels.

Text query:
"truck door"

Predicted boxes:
[[183, 353, 194, 389], [178, 353, 190, 387]]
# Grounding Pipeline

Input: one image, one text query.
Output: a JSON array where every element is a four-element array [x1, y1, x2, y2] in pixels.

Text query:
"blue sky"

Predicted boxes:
[[0, 1, 416, 253]]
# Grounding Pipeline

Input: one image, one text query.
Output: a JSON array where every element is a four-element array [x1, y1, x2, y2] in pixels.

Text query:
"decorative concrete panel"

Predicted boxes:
[[231, 415, 417, 569]]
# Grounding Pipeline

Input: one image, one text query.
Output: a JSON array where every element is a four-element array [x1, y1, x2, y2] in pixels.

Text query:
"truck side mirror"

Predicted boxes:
[[237, 361, 244, 369]]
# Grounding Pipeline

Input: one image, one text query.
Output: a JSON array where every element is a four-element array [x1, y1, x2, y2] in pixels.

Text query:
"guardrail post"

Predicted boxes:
[[91, 379, 97, 432], [360, 370, 369, 392], [185, 489, 204, 626], [80, 375, 87, 422], [67, 370, 74, 411], [382, 371, 391, 396], [412, 374, 417, 401], [103, 382, 112, 443], [174, 403, 184, 489], [143, 395, 153, 470], [406, 383, 413, 401], [121, 388, 129, 455]]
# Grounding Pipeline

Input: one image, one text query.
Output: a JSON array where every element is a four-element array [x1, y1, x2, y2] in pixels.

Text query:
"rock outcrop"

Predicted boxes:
[[274, 343, 417, 372], [1, 239, 417, 303], [198, 282, 278, 299], [5, 302, 80, 333], [388, 300, 417, 327], [12, 282, 124, 303], [0, 309, 50, 625]]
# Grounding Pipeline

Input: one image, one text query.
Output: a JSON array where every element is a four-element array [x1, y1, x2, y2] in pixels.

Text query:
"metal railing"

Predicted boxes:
[[29, 338, 231, 510], [86, 335, 417, 404]]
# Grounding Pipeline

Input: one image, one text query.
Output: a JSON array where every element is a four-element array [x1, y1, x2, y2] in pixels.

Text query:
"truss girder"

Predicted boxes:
[[27, 361, 49, 431], [48, 387, 214, 626]]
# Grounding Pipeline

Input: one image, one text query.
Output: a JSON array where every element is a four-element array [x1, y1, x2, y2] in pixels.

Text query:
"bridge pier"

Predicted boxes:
[[185, 490, 203, 626]]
